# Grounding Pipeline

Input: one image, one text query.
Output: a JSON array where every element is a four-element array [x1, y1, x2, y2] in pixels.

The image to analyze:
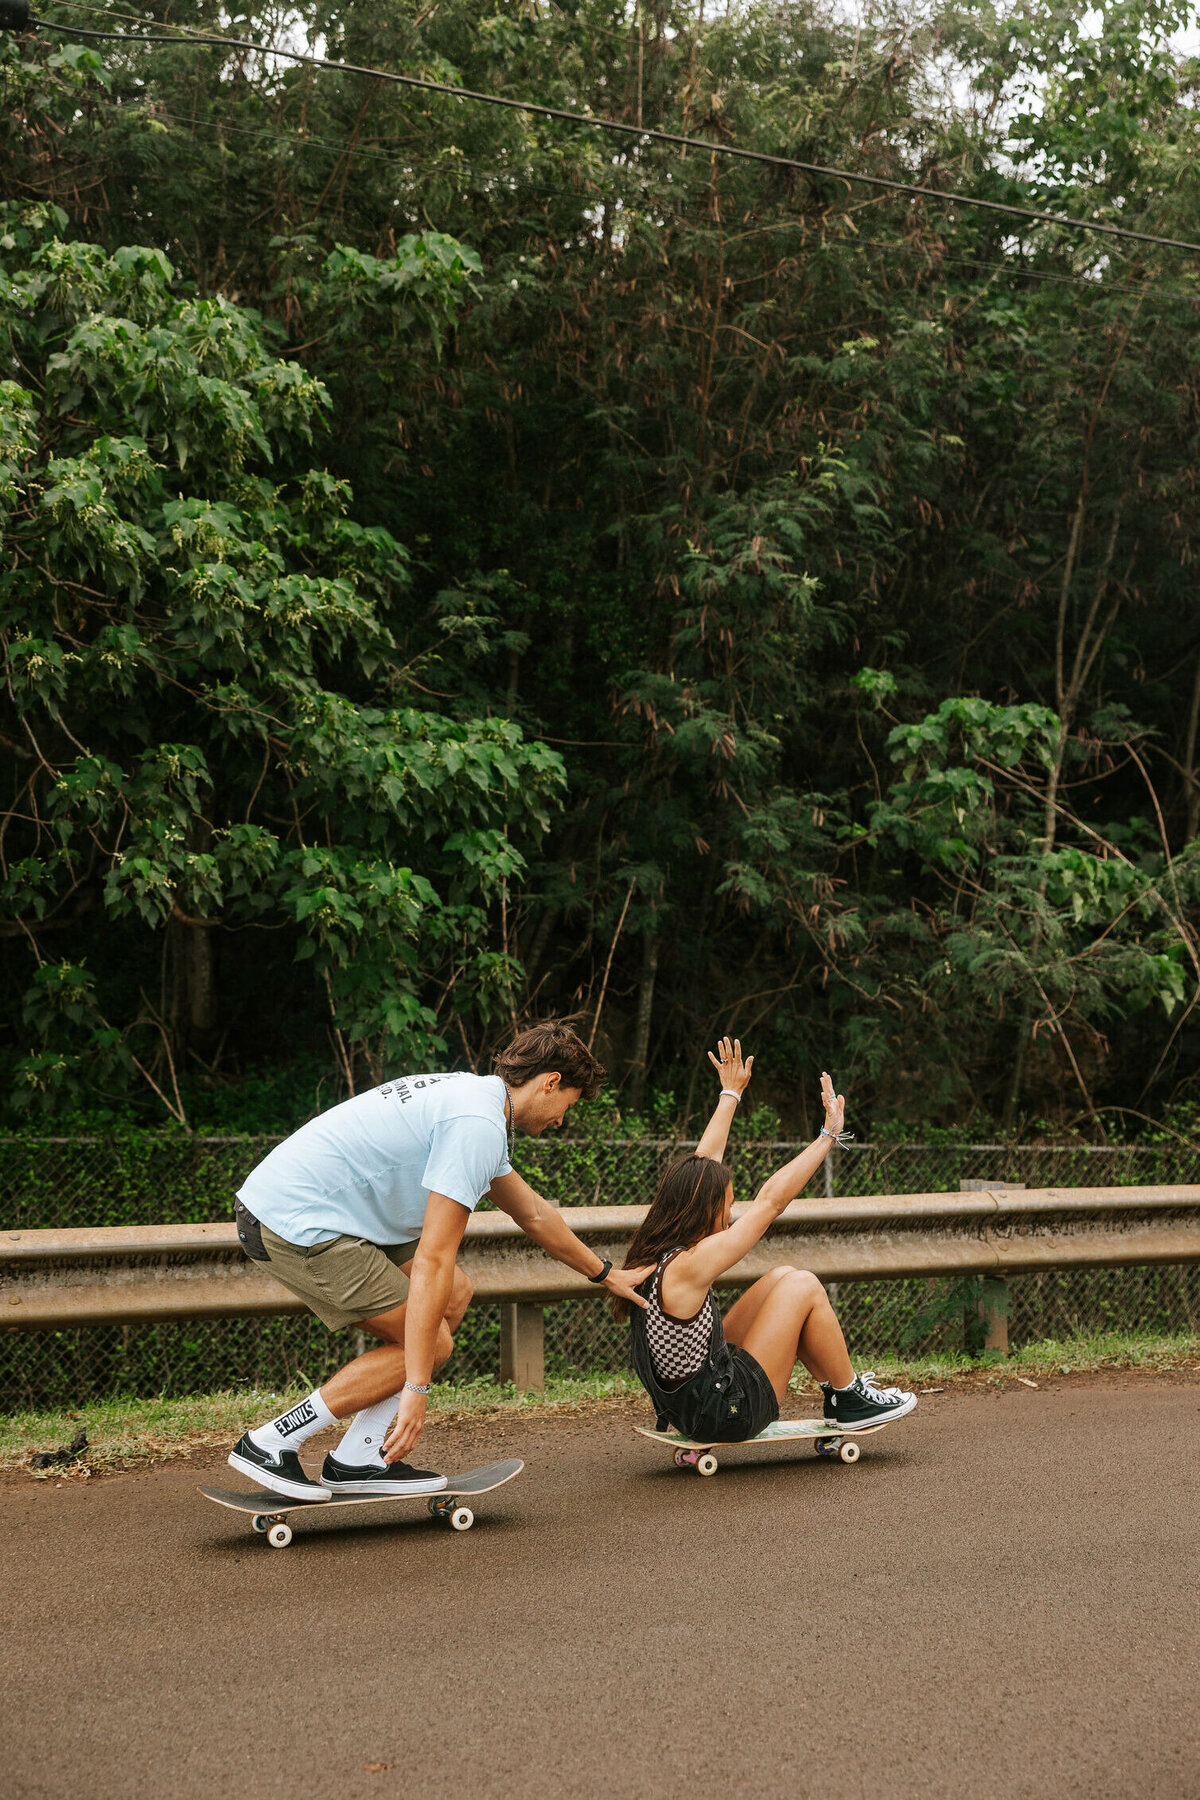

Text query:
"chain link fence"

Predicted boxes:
[[5, 1133, 1200, 1231], [3, 1135, 1199, 1412]]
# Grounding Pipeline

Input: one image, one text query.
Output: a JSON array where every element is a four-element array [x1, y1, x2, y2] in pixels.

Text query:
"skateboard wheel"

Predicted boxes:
[[814, 1440, 836, 1458], [428, 1497, 448, 1518], [696, 1453, 719, 1477], [673, 1448, 701, 1468], [838, 1440, 861, 1464], [450, 1506, 474, 1531], [251, 1514, 271, 1532], [267, 1522, 293, 1548]]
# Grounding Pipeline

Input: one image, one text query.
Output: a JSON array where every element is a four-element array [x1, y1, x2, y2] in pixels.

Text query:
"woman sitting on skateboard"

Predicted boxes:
[[614, 1041, 916, 1443]]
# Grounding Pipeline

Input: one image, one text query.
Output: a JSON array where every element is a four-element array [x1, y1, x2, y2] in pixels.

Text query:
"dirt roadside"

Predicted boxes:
[[5, 1358, 1196, 1485]]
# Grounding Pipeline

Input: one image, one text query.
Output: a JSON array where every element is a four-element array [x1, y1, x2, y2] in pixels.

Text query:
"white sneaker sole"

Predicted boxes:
[[227, 1450, 331, 1501], [323, 1474, 448, 1497], [836, 1392, 919, 1431]]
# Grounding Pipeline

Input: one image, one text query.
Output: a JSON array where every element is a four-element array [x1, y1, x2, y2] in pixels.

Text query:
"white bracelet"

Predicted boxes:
[[820, 1127, 854, 1148], [720, 1089, 741, 1102]]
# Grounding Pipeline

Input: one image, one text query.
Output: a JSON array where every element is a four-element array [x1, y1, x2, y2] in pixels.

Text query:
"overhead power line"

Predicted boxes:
[[60, 105, 1194, 305], [11, 2, 1200, 257]]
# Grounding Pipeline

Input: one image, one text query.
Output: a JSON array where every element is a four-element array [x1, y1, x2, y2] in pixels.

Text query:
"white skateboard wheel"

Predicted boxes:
[[450, 1506, 474, 1531], [838, 1440, 861, 1464], [267, 1521, 293, 1547], [251, 1514, 270, 1533], [696, 1453, 719, 1477]]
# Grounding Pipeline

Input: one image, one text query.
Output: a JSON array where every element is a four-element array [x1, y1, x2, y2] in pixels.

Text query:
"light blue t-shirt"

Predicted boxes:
[[237, 1072, 513, 1246]]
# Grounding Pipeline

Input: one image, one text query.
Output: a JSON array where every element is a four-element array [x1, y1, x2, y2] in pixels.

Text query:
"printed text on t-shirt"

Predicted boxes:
[[379, 1074, 459, 1105]]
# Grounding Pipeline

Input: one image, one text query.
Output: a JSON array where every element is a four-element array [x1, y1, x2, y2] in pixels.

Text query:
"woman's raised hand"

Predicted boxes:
[[820, 1070, 845, 1137], [708, 1035, 754, 1097]]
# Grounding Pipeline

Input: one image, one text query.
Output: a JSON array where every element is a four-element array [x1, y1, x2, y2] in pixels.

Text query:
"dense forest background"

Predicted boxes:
[[2, 0, 1200, 1137]]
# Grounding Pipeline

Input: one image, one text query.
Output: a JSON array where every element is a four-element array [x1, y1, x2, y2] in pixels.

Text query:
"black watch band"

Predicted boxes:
[[586, 1256, 613, 1285]]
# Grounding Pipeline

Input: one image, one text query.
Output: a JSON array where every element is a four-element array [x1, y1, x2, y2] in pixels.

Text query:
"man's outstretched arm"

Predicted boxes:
[[488, 1169, 652, 1309]]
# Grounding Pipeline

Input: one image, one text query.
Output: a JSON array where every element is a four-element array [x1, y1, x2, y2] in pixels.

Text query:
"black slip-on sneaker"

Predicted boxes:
[[320, 1452, 447, 1496], [227, 1431, 331, 1500], [823, 1372, 917, 1430]]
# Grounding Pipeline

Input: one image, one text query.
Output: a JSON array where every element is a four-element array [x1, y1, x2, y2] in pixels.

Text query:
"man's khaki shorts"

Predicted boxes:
[[258, 1221, 421, 1331]]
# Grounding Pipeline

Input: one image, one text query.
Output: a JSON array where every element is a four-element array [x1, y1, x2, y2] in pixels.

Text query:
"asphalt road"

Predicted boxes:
[[3, 1374, 1198, 1800]]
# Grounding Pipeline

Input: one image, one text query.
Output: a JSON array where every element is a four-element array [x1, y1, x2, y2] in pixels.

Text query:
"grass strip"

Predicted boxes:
[[2, 1332, 1196, 1476]]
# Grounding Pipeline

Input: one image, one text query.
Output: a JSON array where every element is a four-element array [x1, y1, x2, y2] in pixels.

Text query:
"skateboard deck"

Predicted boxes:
[[201, 1458, 523, 1547], [635, 1415, 904, 1472]]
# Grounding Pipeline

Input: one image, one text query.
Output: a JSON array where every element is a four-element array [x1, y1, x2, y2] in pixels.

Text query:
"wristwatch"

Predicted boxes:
[[586, 1257, 613, 1284]]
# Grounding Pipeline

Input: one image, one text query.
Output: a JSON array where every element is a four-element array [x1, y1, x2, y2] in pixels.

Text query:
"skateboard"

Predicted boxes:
[[634, 1416, 905, 1475], [200, 1457, 524, 1549]]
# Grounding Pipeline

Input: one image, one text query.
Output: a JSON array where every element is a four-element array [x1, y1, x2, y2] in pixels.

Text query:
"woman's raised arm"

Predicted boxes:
[[694, 1037, 754, 1162], [753, 1073, 846, 1213], [668, 1073, 847, 1307]]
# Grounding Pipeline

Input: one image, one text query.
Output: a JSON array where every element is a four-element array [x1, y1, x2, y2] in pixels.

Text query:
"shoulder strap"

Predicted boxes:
[[655, 1246, 713, 1326], [643, 1247, 681, 1309]]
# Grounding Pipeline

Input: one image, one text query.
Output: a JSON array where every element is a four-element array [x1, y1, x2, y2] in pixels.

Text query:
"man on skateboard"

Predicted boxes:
[[228, 1021, 648, 1500]]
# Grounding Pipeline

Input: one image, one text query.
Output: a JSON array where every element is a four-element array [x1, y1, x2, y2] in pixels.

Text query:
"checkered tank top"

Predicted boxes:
[[644, 1249, 718, 1388]]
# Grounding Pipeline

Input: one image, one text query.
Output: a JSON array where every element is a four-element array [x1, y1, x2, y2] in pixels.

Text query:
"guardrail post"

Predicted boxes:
[[974, 1276, 1009, 1354], [500, 1301, 544, 1394], [961, 1180, 1020, 1354]]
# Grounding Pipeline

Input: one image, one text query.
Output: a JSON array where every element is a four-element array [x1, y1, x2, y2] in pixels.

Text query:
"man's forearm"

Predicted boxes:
[[404, 1247, 458, 1384], [521, 1201, 606, 1277]]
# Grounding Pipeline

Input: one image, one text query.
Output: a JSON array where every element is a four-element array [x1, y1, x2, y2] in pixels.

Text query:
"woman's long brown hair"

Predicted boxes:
[[611, 1154, 733, 1320]]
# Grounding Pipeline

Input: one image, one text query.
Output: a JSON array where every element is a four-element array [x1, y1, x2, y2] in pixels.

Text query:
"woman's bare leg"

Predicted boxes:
[[738, 1268, 854, 1402], [722, 1268, 793, 1344], [724, 1269, 827, 1386]]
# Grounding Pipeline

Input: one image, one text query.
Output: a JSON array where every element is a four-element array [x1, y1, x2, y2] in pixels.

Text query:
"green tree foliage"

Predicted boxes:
[[0, 204, 562, 1117], [2, 0, 1200, 1132]]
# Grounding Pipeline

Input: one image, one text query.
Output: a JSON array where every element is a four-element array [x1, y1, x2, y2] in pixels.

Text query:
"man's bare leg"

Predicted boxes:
[[319, 1262, 474, 1417], [228, 1263, 473, 1497], [317, 1265, 475, 1491]]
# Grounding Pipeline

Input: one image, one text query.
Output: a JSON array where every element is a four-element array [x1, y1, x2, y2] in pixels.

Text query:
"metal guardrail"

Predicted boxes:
[[5, 1187, 1199, 1389], [3, 1186, 1199, 1403], [5, 1187, 1199, 1325]]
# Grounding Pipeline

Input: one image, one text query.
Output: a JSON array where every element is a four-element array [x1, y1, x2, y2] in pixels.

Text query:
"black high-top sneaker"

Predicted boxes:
[[823, 1372, 917, 1431], [320, 1453, 447, 1496], [228, 1431, 331, 1500], [820, 1381, 834, 1420]]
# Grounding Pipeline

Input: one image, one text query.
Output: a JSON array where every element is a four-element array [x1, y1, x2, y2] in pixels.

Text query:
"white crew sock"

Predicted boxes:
[[335, 1393, 402, 1469], [250, 1388, 337, 1452]]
